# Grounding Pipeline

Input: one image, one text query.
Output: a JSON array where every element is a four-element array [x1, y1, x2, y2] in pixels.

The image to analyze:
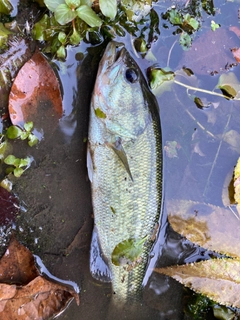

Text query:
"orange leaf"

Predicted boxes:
[[8, 50, 63, 134]]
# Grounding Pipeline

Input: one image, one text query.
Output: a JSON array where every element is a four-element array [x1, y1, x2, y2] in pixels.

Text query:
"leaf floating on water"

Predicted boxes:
[[217, 72, 240, 99], [167, 199, 240, 258], [149, 67, 175, 96], [155, 258, 240, 308], [8, 50, 63, 134], [111, 237, 147, 266]]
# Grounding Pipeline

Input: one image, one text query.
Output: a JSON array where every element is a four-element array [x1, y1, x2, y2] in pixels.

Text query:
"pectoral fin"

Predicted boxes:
[[109, 139, 133, 181]]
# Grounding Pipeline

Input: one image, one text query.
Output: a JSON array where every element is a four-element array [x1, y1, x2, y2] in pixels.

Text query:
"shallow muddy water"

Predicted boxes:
[[6, 1, 240, 319]]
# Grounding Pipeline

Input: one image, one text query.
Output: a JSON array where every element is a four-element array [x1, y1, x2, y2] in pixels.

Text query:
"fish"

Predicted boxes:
[[88, 41, 162, 301]]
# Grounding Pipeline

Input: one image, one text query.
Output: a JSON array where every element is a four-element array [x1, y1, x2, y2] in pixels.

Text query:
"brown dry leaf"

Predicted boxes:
[[167, 199, 240, 258], [179, 28, 238, 75], [0, 276, 79, 319], [155, 258, 240, 308], [8, 50, 63, 133], [0, 236, 39, 285], [0, 236, 80, 319]]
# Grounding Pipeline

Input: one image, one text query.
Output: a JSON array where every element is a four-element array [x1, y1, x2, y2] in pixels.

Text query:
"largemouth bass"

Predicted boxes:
[[88, 41, 162, 301]]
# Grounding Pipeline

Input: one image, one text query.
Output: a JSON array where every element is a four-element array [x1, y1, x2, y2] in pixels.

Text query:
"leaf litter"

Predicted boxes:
[[0, 236, 79, 319]]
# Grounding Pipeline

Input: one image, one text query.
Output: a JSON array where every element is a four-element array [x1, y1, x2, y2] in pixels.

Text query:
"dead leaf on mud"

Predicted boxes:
[[179, 28, 238, 75], [0, 236, 79, 319], [8, 50, 63, 134], [166, 199, 240, 258], [155, 258, 240, 308]]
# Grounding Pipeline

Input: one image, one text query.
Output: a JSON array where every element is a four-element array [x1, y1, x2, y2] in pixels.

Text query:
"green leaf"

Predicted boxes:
[[28, 134, 38, 147], [179, 32, 192, 50], [150, 68, 175, 90], [155, 258, 240, 308], [58, 31, 67, 44], [56, 45, 66, 59], [166, 199, 240, 258], [76, 5, 102, 27], [0, 0, 13, 14], [149, 67, 175, 96], [217, 72, 240, 99], [14, 167, 24, 178], [111, 237, 147, 266], [6, 126, 22, 139], [184, 13, 199, 30], [99, 0, 117, 19], [24, 121, 33, 132], [32, 15, 50, 41], [0, 23, 12, 49], [94, 108, 106, 119], [0, 141, 7, 160], [65, 0, 81, 9], [211, 20, 220, 31], [168, 8, 183, 25], [55, 4, 77, 25], [19, 157, 31, 168], [4, 155, 17, 166], [20, 132, 29, 140], [69, 29, 81, 45], [44, 0, 65, 12]]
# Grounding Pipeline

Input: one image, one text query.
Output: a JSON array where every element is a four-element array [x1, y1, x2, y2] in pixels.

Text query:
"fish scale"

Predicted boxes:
[[88, 41, 162, 301]]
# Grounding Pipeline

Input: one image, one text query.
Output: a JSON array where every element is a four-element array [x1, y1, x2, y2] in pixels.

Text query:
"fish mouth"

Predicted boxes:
[[98, 41, 125, 74]]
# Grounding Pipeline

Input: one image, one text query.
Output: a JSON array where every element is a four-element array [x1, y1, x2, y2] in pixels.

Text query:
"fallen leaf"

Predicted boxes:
[[0, 37, 35, 115], [155, 258, 240, 308], [0, 276, 78, 319], [0, 236, 79, 319], [0, 237, 39, 285], [8, 50, 63, 135], [167, 199, 240, 258], [111, 237, 147, 266]]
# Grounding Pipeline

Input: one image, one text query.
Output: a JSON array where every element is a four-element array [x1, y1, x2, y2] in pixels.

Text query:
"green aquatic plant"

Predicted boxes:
[[6, 122, 38, 147], [32, 0, 117, 58], [4, 155, 32, 177]]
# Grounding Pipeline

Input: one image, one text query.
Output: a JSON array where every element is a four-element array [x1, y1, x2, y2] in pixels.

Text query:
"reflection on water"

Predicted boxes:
[[8, 1, 240, 319]]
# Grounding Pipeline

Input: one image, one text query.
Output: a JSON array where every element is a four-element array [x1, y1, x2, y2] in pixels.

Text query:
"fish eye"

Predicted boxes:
[[125, 68, 138, 83]]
